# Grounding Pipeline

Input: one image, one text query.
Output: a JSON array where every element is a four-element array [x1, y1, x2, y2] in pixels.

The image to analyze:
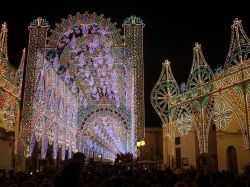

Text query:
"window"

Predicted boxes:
[[182, 158, 189, 166], [175, 137, 180, 145], [212, 124, 216, 131]]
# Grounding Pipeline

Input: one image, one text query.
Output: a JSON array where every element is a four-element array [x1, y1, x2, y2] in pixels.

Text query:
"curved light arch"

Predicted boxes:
[[22, 14, 145, 159], [78, 107, 130, 155]]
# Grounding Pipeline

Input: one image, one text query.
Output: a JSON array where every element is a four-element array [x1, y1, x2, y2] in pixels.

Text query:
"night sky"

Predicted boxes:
[[0, 1, 249, 127]]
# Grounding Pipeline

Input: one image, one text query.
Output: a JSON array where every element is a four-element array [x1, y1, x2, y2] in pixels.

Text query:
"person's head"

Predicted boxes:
[[73, 152, 85, 161], [86, 183, 98, 187], [21, 180, 36, 187], [39, 183, 53, 187], [174, 182, 188, 187], [150, 184, 166, 187], [10, 184, 19, 187]]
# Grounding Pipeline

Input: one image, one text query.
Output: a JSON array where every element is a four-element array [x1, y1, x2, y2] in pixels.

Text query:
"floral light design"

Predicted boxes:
[[212, 101, 233, 129]]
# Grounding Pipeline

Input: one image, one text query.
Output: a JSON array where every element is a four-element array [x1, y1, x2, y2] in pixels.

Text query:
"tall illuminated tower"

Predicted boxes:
[[123, 16, 145, 150], [22, 17, 50, 157]]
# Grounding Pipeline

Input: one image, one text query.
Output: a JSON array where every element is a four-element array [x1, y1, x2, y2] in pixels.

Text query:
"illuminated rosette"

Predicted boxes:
[[176, 115, 192, 136], [212, 100, 233, 129]]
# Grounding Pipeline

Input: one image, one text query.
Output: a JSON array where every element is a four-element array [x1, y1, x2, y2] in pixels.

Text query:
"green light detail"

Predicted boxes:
[[194, 100, 200, 110], [202, 97, 208, 107]]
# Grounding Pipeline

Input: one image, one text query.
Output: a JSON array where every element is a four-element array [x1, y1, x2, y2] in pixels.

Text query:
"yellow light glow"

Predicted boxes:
[[136, 141, 141, 147], [140, 140, 145, 146]]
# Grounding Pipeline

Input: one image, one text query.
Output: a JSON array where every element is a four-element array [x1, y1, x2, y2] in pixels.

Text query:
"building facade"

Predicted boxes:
[[140, 127, 163, 161]]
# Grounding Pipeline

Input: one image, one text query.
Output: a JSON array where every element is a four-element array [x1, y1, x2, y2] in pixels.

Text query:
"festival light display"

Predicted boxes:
[[123, 16, 145, 146], [151, 60, 180, 157], [212, 99, 233, 129], [0, 22, 24, 156], [30, 54, 78, 159], [22, 13, 145, 160], [151, 18, 250, 157]]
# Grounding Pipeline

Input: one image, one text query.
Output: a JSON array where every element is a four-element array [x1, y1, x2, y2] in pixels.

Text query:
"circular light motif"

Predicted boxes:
[[212, 101, 233, 129]]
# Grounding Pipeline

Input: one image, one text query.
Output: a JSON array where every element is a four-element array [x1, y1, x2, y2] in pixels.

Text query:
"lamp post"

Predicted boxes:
[[136, 140, 145, 161]]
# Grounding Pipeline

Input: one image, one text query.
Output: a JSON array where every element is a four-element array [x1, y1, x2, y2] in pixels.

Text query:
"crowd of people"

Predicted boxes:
[[0, 153, 249, 187]]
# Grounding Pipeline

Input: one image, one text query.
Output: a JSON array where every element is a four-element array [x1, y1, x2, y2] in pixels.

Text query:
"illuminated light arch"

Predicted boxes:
[[210, 92, 249, 149], [80, 107, 130, 129], [219, 81, 250, 149], [78, 107, 130, 155], [22, 13, 144, 159]]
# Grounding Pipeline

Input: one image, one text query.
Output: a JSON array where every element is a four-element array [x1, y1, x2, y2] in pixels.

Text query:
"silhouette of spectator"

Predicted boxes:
[[174, 181, 188, 187], [54, 152, 87, 187], [21, 180, 36, 187]]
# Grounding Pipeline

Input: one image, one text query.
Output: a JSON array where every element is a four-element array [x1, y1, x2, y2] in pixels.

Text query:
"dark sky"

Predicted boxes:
[[0, 1, 249, 127]]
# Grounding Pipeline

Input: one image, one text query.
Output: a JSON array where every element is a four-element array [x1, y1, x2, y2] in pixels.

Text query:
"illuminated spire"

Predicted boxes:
[[123, 15, 144, 25], [187, 43, 213, 88], [190, 43, 212, 73], [225, 18, 250, 67], [0, 22, 8, 59], [16, 48, 26, 94], [151, 60, 180, 124], [163, 60, 178, 84]]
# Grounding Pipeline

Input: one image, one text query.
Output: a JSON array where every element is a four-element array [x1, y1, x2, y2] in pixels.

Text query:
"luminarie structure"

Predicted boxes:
[[21, 13, 145, 160], [0, 22, 25, 169], [151, 18, 250, 172]]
